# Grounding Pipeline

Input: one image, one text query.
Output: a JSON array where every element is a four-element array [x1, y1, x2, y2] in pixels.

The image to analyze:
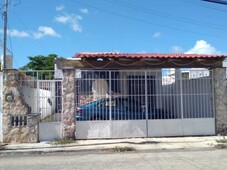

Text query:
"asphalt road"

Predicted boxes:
[[0, 149, 227, 170]]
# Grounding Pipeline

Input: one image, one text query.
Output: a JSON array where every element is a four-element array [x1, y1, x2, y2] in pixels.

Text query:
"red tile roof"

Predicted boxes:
[[74, 52, 225, 59]]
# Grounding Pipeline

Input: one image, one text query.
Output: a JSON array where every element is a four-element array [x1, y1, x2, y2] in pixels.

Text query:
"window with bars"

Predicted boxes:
[[11, 116, 27, 127]]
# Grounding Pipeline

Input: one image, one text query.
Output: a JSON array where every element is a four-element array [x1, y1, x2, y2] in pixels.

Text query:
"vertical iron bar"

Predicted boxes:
[[109, 71, 112, 121], [180, 69, 184, 119], [37, 76, 41, 120], [211, 69, 216, 133], [145, 71, 148, 137]]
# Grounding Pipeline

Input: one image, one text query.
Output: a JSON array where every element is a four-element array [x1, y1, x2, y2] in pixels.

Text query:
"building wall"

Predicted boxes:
[[213, 68, 227, 135], [2, 70, 40, 143], [0, 72, 3, 142], [162, 76, 212, 118], [21, 86, 54, 120], [119, 69, 162, 108]]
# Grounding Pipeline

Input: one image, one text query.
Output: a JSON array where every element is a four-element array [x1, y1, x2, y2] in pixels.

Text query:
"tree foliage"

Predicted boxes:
[[20, 54, 62, 70], [20, 54, 64, 80]]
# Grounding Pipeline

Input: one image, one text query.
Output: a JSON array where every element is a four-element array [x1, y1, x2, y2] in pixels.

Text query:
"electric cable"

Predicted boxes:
[[104, 0, 227, 31], [70, 0, 227, 39]]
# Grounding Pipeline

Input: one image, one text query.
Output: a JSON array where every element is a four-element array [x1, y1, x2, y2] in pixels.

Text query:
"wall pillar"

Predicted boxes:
[[3, 69, 40, 143], [62, 68, 75, 139], [213, 68, 227, 135]]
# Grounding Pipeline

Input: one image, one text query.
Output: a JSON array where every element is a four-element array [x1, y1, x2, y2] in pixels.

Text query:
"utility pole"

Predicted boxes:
[[202, 0, 227, 5], [3, 0, 9, 70]]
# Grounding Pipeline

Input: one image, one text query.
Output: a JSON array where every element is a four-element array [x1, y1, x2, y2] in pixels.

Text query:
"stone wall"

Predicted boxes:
[[62, 68, 75, 139], [3, 69, 40, 143], [213, 68, 227, 135]]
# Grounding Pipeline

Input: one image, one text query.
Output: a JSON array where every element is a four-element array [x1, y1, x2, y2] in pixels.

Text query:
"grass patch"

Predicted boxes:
[[0, 144, 7, 151], [215, 144, 227, 149], [215, 137, 227, 149], [216, 136, 227, 144], [41, 115, 55, 122], [0, 146, 6, 151], [111, 146, 135, 152], [49, 138, 75, 145]]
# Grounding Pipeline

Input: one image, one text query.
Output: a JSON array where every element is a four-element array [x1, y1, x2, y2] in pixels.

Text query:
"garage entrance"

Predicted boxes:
[[75, 69, 215, 139]]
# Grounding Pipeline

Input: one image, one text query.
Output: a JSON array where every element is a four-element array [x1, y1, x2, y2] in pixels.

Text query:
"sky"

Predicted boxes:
[[0, 0, 227, 68]]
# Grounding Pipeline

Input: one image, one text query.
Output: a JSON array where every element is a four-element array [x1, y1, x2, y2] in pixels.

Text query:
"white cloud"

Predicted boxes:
[[55, 13, 82, 32], [0, 29, 30, 38], [56, 5, 65, 11], [33, 26, 61, 39], [55, 15, 70, 24], [80, 8, 88, 14], [185, 40, 221, 54], [153, 32, 161, 38], [8, 29, 29, 38], [0, 27, 60, 39], [171, 46, 183, 53]]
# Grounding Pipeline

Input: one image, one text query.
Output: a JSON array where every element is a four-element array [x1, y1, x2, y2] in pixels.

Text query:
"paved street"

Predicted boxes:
[[0, 149, 227, 170]]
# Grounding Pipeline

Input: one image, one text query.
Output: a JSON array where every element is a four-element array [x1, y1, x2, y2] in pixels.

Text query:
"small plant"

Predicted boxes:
[[216, 136, 227, 143], [0, 146, 5, 150], [215, 144, 227, 149], [41, 115, 55, 122], [50, 138, 75, 145], [0, 144, 7, 151], [215, 136, 227, 149], [112, 146, 135, 152]]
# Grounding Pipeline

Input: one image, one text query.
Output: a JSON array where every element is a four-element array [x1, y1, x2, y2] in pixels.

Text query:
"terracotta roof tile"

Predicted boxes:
[[74, 52, 225, 59]]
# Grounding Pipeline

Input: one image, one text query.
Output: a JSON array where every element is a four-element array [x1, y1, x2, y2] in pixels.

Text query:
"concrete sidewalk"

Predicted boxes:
[[0, 136, 224, 155]]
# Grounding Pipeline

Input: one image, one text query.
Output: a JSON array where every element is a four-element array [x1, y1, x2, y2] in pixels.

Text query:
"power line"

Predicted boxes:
[[13, 11, 48, 51], [9, 7, 50, 68], [0, 38, 12, 54], [104, 0, 227, 31], [202, 0, 227, 5], [182, 0, 227, 12], [70, 0, 227, 39]]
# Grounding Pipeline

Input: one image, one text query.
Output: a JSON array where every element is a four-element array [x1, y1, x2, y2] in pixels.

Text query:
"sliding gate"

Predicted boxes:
[[76, 69, 215, 139]]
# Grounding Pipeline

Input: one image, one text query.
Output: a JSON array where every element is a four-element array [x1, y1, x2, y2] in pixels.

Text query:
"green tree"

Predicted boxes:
[[20, 54, 60, 70], [20, 54, 63, 79]]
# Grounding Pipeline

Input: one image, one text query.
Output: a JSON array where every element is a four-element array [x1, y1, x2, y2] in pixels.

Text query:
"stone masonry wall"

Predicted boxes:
[[3, 69, 40, 143], [62, 68, 75, 139], [213, 68, 227, 135]]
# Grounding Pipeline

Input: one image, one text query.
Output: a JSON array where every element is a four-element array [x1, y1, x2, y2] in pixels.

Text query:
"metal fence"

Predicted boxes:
[[17, 69, 214, 123], [18, 71, 62, 122], [75, 69, 214, 121]]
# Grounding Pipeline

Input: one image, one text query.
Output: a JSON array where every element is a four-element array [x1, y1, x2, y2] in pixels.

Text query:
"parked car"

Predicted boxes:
[[75, 97, 173, 121]]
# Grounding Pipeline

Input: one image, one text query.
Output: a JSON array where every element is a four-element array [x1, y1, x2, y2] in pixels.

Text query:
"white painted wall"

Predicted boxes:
[[39, 122, 62, 141], [38, 88, 55, 119], [76, 120, 147, 139], [1, 55, 13, 69], [162, 77, 212, 118], [21, 86, 38, 113], [22, 86, 54, 120], [148, 118, 215, 137], [76, 118, 215, 139]]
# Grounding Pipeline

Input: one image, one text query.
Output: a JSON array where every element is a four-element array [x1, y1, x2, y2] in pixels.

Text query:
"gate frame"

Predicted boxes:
[[37, 79, 63, 141], [75, 69, 216, 139], [56, 53, 227, 139]]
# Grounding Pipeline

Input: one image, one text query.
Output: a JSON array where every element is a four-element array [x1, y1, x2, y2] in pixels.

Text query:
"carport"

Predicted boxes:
[[55, 53, 227, 139]]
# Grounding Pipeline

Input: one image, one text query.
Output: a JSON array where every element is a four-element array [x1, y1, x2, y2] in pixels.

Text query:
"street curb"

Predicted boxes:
[[0, 146, 217, 156]]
